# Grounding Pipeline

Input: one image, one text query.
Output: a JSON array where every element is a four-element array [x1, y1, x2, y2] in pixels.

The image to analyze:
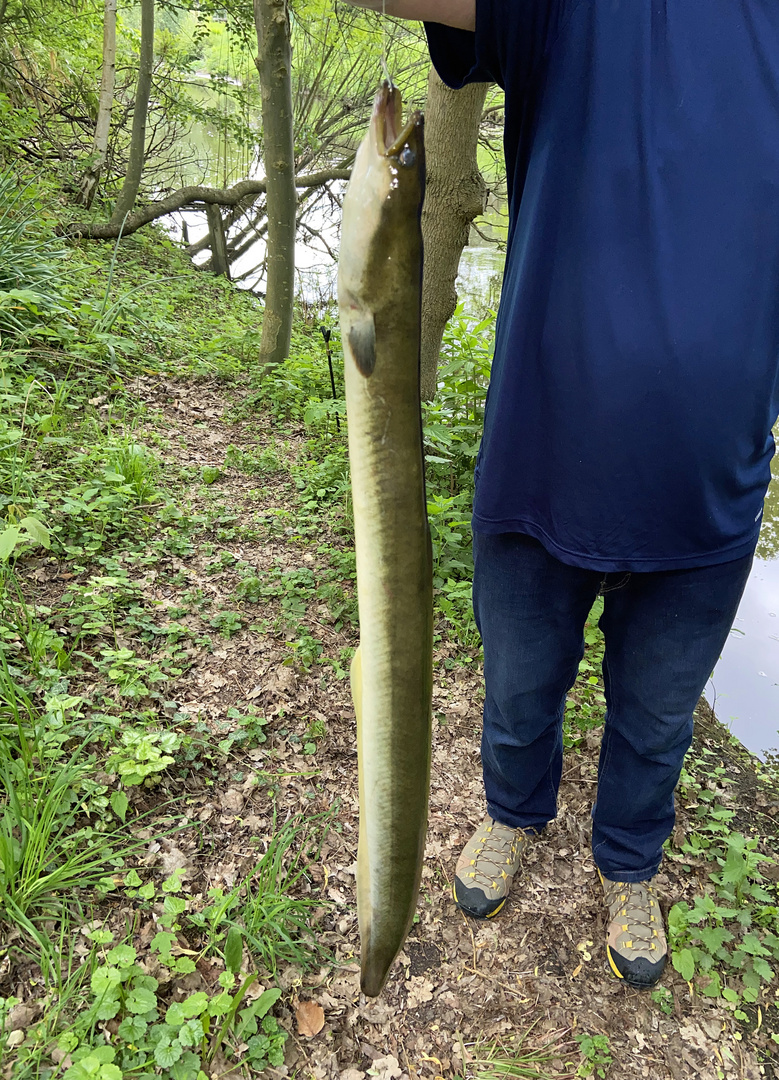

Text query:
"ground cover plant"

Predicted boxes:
[[1, 171, 779, 1080]]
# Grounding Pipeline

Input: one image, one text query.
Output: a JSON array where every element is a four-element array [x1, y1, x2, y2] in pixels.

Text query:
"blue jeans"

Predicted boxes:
[[472, 532, 753, 881]]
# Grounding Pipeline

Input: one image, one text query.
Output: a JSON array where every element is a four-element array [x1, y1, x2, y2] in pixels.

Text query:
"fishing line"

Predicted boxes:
[[380, 0, 394, 89]]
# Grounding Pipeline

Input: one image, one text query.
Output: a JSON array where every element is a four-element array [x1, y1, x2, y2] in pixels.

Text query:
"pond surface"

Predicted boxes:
[[705, 448, 779, 758]]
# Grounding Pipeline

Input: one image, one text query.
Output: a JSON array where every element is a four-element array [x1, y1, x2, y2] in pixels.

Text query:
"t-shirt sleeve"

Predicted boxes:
[[425, 0, 568, 92]]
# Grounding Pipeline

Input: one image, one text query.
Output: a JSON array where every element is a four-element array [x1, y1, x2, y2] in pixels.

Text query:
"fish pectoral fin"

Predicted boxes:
[[348, 316, 376, 377]]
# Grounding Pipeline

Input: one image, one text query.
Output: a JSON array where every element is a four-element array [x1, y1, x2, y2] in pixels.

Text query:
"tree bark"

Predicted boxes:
[[78, 0, 117, 208], [60, 168, 349, 239], [420, 68, 488, 400], [253, 0, 296, 368], [110, 0, 155, 226], [205, 204, 231, 278]]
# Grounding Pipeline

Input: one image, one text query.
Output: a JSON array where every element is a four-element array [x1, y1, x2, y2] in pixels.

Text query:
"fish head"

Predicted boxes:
[[339, 82, 425, 313]]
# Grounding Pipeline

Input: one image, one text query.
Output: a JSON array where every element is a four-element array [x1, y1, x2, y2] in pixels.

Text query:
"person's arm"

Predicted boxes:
[[342, 0, 475, 32]]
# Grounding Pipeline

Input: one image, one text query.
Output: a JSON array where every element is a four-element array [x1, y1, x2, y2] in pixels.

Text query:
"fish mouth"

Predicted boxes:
[[372, 80, 422, 158]]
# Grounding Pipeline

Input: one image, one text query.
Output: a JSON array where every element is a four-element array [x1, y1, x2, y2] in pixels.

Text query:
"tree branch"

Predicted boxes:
[[59, 167, 351, 239]]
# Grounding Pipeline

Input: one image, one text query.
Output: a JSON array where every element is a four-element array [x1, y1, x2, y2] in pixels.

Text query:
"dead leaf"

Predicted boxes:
[[369, 1055, 402, 1080], [295, 999, 325, 1038]]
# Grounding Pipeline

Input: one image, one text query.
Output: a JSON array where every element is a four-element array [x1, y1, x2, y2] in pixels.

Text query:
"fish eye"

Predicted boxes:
[[399, 145, 416, 168]]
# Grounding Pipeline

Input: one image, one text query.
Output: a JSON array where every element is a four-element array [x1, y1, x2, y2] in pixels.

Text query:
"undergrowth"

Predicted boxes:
[[2, 169, 778, 1078]]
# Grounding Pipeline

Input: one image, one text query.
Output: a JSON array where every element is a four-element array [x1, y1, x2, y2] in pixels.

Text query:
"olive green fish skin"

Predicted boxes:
[[338, 85, 433, 998]]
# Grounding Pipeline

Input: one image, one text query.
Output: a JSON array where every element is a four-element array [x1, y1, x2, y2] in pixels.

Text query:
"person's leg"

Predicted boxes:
[[593, 553, 753, 879], [473, 531, 601, 830], [455, 531, 601, 918], [592, 553, 753, 987]]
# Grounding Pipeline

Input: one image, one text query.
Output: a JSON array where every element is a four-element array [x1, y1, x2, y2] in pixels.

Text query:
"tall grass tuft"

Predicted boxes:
[[0, 169, 67, 341]]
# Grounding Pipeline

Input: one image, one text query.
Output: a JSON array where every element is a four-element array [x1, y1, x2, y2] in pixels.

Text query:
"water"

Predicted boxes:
[[165, 113, 779, 755], [705, 445, 779, 757]]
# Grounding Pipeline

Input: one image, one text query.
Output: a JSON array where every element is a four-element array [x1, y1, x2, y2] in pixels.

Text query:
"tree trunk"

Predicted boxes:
[[420, 68, 488, 401], [110, 0, 155, 226], [206, 204, 231, 278], [78, 0, 117, 208], [253, 0, 296, 368]]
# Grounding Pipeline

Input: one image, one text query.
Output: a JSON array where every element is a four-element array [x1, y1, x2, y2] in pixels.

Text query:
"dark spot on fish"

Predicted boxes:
[[349, 319, 376, 377], [399, 145, 416, 168]]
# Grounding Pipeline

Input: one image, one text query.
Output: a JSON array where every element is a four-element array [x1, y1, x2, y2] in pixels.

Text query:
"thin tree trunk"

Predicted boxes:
[[253, 0, 296, 368], [420, 68, 488, 401], [110, 0, 155, 226], [205, 204, 231, 278], [78, 0, 117, 208]]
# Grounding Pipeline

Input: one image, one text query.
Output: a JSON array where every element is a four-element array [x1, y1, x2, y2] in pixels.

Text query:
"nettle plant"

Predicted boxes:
[[668, 754, 779, 1018]]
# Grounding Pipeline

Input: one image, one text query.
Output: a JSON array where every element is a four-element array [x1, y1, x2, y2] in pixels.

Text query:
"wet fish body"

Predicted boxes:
[[337, 85, 433, 998]]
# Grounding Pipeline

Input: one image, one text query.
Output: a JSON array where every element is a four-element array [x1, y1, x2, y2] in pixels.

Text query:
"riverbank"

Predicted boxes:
[[2, 228, 778, 1080]]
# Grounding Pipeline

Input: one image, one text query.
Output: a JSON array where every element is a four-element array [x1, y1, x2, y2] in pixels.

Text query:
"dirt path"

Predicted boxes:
[[70, 375, 776, 1079]]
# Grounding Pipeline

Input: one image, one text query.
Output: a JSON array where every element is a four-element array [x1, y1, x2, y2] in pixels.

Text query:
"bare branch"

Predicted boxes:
[[58, 167, 351, 239]]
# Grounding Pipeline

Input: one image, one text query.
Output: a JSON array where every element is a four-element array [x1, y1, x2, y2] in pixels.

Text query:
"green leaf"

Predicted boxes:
[[91, 966, 123, 995], [118, 1015, 148, 1041], [0, 525, 21, 560], [741, 933, 770, 957], [179, 993, 209, 1018], [672, 948, 696, 982], [224, 925, 243, 974], [125, 869, 143, 888], [171, 957, 197, 974], [697, 927, 734, 953], [154, 1038, 183, 1068], [94, 998, 121, 1021], [151, 931, 176, 956], [19, 514, 50, 548], [177, 1019, 204, 1047], [126, 987, 157, 1014], [106, 944, 137, 968], [166, 1002, 187, 1027], [753, 956, 774, 981], [110, 790, 129, 823], [255, 987, 282, 1019], [208, 991, 232, 1017]]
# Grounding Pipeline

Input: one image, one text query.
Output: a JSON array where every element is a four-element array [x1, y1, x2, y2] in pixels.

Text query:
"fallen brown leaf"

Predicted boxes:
[[295, 999, 325, 1038]]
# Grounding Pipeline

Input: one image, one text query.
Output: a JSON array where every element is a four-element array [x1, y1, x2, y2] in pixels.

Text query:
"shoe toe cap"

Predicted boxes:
[[607, 946, 667, 989], [453, 878, 506, 919]]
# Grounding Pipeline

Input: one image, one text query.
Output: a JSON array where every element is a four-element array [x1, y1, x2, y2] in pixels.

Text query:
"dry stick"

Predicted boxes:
[[319, 326, 340, 432]]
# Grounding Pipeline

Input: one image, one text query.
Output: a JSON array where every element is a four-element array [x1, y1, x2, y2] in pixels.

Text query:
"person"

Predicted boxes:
[[344, 0, 779, 989]]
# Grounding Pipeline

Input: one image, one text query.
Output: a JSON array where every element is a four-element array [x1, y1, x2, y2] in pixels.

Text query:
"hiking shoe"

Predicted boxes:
[[453, 816, 528, 918], [601, 873, 668, 988]]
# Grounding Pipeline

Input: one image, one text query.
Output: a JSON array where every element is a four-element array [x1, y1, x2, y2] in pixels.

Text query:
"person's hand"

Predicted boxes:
[[340, 0, 475, 31]]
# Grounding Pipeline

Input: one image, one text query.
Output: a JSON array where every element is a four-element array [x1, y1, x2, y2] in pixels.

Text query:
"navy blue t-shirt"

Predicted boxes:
[[426, 1, 779, 571]]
